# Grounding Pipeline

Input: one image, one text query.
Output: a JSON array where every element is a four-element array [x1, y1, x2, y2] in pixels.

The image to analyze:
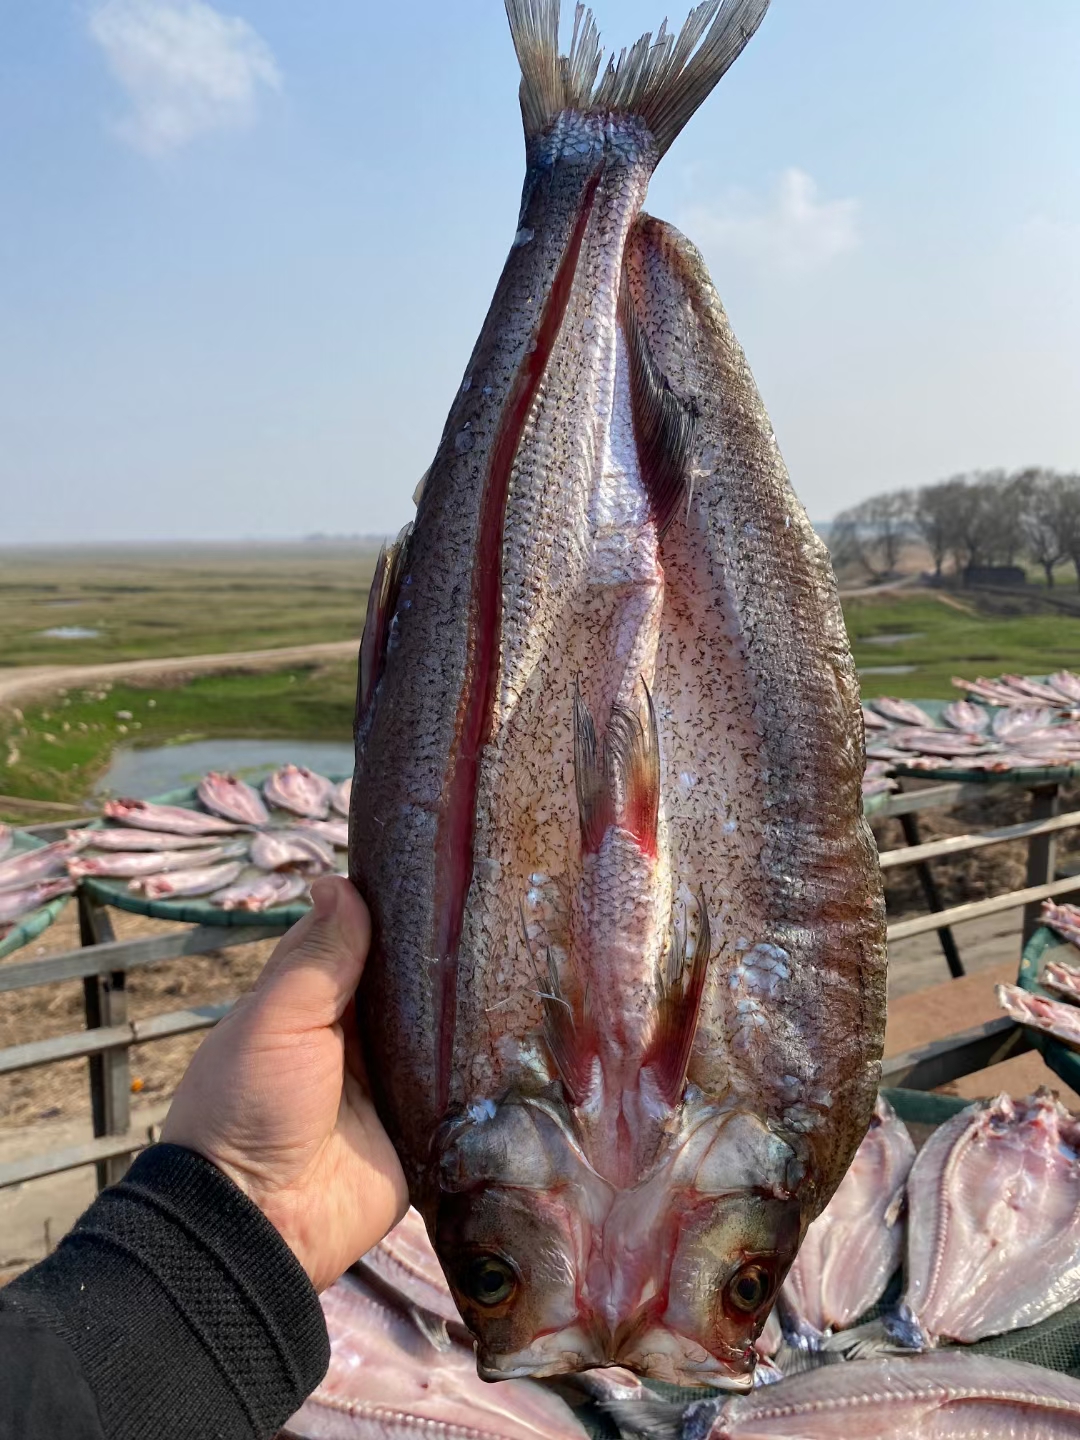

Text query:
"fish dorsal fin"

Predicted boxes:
[[573, 683, 660, 856], [504, 0, 770, 156], [620, 275, 698, 536], [357, 523, 412, 737]]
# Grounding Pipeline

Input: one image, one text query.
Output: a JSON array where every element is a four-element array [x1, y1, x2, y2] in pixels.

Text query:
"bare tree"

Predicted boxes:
[[1055, 475, 1080, 588], [1019, 468, 1067, 587], [830, 492, 912, 580], [913, 478, 967, 578]]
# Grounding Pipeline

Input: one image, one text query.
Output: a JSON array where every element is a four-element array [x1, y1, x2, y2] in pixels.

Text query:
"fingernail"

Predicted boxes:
[[310, 876, 339, 921]]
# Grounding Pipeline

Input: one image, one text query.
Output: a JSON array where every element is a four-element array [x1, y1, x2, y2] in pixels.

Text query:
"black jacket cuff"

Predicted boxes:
[[2, 1144, 330, 1440]]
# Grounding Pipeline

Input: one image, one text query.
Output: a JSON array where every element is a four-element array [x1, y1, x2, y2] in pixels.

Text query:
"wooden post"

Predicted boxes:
[[79, 892, 132, 1191], [1023, 783, 1061, 947], [898, 810, 965, 978]]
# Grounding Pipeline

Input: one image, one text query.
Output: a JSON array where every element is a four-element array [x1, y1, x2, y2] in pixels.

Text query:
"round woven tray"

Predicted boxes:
[[79, 784, 347, 929], [0, 829, 74, 960]]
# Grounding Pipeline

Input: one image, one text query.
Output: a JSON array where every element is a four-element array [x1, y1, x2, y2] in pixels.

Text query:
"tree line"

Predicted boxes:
[[830, 468, 1080, 587]]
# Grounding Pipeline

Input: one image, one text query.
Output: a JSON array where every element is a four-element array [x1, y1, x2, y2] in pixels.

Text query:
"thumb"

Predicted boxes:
[[254, 876, 371, 1030]]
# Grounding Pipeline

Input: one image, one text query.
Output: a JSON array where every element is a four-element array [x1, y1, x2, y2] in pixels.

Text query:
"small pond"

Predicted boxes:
[[95, 739, 355, 798], [858, 664, 918, 677], [39, 627, 102, 639], [862, 632, 924, 647]]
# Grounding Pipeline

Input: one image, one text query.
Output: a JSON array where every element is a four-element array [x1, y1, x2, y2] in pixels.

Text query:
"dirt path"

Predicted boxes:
[[0, 640, 359, 710]]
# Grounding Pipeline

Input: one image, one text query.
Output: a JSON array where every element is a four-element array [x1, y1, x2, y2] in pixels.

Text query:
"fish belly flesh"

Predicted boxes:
[[782, 1094, 914, 1340], [351, 0, 886, 1388], [197, 772, 269, 826], [69, 842, 244, 880], [0, 877, 75, 926], [298, 819, 350, 849], [0, 839, 83, 893], [131, 859, 245, 899], [102, 799, 245, 836], [871, 698, 935, 727], [0, 824, 10, 862], [211, 871, 309, 912], [997, 983, 1080, 1052], [1043, 902, 1080, 949], [263, 765, 334, 819], [251, 830, 335, 874], [897, 1089, 1080, 1346], [331, 777, 351, 818], [73, 827, 226, 852]]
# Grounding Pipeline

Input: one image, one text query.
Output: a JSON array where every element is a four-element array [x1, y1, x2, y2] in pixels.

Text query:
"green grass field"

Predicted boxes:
[[3, 545, 1080, 816]]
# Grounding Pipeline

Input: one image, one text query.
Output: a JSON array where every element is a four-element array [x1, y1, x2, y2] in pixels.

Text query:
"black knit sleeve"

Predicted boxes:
[[0, 1144, 330, 1440]]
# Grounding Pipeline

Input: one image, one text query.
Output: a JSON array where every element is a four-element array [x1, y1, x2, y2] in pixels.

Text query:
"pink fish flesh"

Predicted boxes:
[[0, 838, 83, 893], [941, 699, 989, 733], [1000, 673, 1074, 706], [861, 705, 889, 731], [896, 1088, 1080, 1347], [284, 1271, 588, 1440], [130, 860, 244, 899], [1043, 901, 1080, 949], [871, 697, 935, 727], [103, 799, 245, 836], [196, 772, 269, 826], [782, 1095, 914, 1342], [251, 830, 335, 874], [331, 776, 351, 817], [997, 983, 1080, 1052], [952, 675, 1034, 707], [611, 1353, 1080, 1439], [861, 777, 896, 798], [354, 1207, 464, 1332], [1051, 671, 1080, 703], [992, 705, 1054, 740], [755, 1309, 781, 1360], [0, 824, 10, 862], [68, 842, 246, 880], [263, 765, 334, 819], [351, 0, 885, 1391], [1043, 959, 1080, 1003], [211, 871, 309, 912], [71, 827, 225, 852], [888, 727, 991, 758], [298, 818, 350, 849], [0, 877, 75, 927]]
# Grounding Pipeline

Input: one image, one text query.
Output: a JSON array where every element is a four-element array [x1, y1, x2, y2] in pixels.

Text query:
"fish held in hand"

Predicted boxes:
[[896, 1088, 1080, 1347], [197, 772, 269, 826], [103, 799, 245, 837], [781, 1094, 914, 1342], [351, 0, 886, 1389], [263, 765, 334, 819]]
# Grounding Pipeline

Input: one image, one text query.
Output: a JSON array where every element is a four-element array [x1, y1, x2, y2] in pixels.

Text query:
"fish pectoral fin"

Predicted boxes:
[[573, 683, 660, 856], [536, 946, 595, 1109], [357, 523, 412, 737], [504, 0, 771, 159], [645, 894, 712, 1107]]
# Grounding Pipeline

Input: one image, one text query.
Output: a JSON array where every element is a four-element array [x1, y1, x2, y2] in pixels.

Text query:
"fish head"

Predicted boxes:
[[602, 1109, 804, 1387], [433, 1098, 614, 1377]]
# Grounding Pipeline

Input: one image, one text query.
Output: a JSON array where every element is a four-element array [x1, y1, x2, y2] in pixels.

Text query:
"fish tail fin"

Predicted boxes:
[[505, 0, 770, 156]]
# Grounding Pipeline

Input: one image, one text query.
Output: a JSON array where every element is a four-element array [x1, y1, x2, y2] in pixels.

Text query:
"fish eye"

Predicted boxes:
[[726, 1263, 770, 1314], [460, 1253, 518, 1308]]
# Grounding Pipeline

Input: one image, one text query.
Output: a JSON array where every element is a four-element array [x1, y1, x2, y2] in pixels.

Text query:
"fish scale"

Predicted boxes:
[[351, 0, 885, 1389]]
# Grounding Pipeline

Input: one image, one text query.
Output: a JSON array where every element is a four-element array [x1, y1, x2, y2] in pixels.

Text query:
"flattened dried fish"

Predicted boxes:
[[197, 772, 269, 826], [103, 799, 245, 837], [264, 765, 334, 819]]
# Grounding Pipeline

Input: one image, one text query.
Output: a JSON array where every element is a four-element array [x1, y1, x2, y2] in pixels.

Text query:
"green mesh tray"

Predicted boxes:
[[0, 829, 73, 960], [79, 784, 346, 929], [1016, 924, 1080, 1096]]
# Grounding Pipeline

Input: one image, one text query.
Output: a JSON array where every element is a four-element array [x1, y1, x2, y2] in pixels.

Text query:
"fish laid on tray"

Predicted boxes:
[[1043, 958, 1080, 1003], [0, 878, 75, 933], [351, 0, 886, 1388], [129, 859, 245, 900], [251, 830, 335, 875], [781, 1095, 914, 1343], [103, 799, 246, 837], [68, 841, 247, 880], [0, 837, 83, 893], [997, 983, 1080, 1052], [197, 772, 269, 826], [68, 827, 226, 853], [264, 765, 334, 819], [211, 871, 310, 913], [605, 1353, 1080, 1439], [0, 823, 10, 862], [1042, 900, 1080, 951], [284, 1270, 588, 1440], [891, 1089, 1080, 1348]]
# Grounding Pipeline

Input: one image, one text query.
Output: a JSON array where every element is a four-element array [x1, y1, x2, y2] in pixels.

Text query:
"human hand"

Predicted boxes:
[[162, 876, 408, 1292]]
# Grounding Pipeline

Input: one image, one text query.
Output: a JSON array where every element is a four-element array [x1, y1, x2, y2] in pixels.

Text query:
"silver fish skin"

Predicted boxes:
[[997, 983, 1080, 1052], [212, 871, 309, 912], [251, 830, 335, 874], [69, 842, 245, 880], [298, 819, 350, 849], [263, 765, 334, 819], [284, 1271, 588, 1440], [351, 0, 885, 1391], [130, 860, 245, 899], [0, 838, 83, 893], [73, 827, 225, 852], [1043, 901, 1080, 949], [940, 700, 989, 734], [0, 877, 75, 926], [102, 799, 245, 836], [781, 1095, 914, 1342], [197, 772, 270, 826], [871, 697, 935, 727], [898, 1088, 1080, 1347], [0, 823, 10, 862], [331, 777, 352, 818], [607, 1354, 1080, 1439]]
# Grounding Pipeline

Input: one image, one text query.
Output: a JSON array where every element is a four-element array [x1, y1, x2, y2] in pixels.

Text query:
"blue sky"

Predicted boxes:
[[2, 0, 1078, 542]]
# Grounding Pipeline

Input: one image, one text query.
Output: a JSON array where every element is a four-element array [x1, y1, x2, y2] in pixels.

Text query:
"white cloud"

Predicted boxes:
[[680, 168, 860, 276], [88, 0, 281, 155]]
